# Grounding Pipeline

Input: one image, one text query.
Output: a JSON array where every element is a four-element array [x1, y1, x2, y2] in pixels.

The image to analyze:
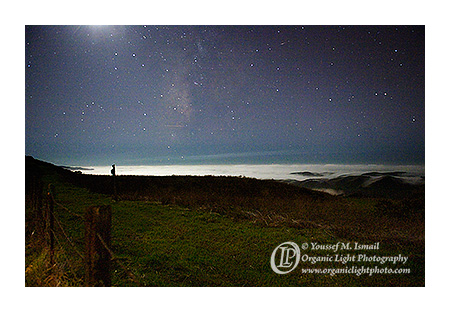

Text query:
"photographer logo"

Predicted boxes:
[[270, 242, 301, 274]]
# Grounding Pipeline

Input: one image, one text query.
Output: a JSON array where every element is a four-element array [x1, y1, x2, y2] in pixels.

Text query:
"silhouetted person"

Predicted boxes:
[[111, 164, 117, 200]]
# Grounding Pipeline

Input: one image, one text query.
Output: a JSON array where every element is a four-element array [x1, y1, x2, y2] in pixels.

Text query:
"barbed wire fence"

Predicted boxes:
[[30, 183, 144, 286]]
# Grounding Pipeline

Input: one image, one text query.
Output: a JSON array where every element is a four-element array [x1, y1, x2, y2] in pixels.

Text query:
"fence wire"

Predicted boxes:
[[53, 199, 85, 220], [51, 210, 84, 261], [51, 228, 83, 284], [97, 233, 144, 286]]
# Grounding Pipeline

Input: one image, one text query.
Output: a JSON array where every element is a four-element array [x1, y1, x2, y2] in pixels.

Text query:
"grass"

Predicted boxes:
[[25, 156, 424, 286]]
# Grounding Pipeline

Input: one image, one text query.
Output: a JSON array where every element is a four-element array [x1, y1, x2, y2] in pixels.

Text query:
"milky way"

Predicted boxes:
[[25, 25, 424, 165]]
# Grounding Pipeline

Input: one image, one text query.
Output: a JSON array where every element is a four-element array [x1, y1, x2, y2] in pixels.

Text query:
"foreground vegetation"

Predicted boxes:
[[25, 156, 424, 286]]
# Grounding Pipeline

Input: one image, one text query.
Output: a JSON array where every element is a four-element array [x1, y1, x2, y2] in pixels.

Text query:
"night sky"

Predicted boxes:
[[25, 25, 424, 166]]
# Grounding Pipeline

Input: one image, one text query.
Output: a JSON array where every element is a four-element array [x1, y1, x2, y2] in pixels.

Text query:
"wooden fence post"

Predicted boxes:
[[113, 175, 118, 201], [84, 205, 112, 286], [47, 184, 55, 267]]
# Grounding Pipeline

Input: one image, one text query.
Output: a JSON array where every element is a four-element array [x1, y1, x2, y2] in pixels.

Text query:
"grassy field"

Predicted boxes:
[[25, 156, 424, 286]]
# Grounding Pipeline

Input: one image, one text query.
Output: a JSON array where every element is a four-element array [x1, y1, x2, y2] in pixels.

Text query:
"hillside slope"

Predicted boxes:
[[25, 156, 425, 286]]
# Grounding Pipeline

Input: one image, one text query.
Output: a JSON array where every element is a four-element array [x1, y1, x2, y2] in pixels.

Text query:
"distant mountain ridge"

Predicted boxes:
[[287, 172, 424, 199]]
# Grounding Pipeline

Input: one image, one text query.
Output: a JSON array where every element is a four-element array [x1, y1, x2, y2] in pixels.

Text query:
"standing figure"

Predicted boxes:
[[111, 164, 117, 200]]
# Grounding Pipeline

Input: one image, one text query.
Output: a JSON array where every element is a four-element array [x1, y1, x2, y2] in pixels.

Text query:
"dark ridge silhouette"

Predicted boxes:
[[290, 171, 325, 177], [26, 155, 424, 201], [25, 155, 328, 205], [360, 171, 406, 177], [289, 174, 424, 199], [60, 165, 93, 171]]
